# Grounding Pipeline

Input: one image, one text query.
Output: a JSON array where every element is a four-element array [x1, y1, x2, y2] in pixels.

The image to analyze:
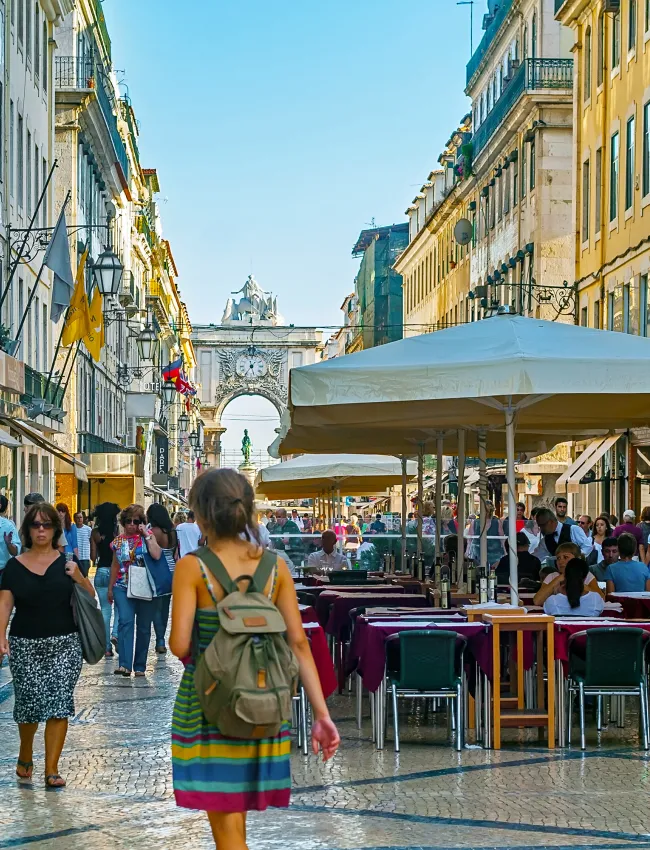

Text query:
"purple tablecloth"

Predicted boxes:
[[325, 593, 427, 636], [315, 586, 405, 626], [354, 620, 491, 692]]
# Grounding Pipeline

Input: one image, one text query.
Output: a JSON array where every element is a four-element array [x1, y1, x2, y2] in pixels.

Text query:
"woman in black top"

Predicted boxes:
[[0, 502, 95, 787], [147, 503, 178, 654], [90, 503, 120, 657]]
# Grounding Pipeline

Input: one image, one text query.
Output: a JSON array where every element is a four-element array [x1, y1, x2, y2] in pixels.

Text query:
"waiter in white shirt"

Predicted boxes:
[[533, 507, 592, 559], [307, 530, 347, 573]]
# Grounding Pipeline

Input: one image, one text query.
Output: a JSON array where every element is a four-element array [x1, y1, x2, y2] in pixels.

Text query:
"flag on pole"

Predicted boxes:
[[45, 207, 75, 323], [83, 286, 104, 362], [162, 358, 183, 382], [61, 249, 92, 347]]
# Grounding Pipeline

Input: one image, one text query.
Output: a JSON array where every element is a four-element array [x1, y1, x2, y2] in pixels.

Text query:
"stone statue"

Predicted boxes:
[[241, 429, 252, 465], [221, 275, 283, 325]]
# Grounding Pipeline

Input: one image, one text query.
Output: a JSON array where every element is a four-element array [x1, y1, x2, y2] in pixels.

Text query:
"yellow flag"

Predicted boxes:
[[84, 286, 104, 362], [61, 249, 92, 347]]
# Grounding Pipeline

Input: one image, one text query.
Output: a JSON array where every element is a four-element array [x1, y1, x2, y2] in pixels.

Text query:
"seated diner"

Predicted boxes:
[[543, 558, 605, 617], [533, 542, 604, 607]]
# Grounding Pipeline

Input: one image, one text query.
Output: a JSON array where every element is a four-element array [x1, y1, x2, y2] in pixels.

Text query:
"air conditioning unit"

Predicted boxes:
[[603, 0, 620, 10]]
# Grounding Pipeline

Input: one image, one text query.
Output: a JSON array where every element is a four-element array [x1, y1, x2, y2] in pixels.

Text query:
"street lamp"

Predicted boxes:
[[188, 429, 200, 449], [136, 324, 159, 362], [162, 381, 177, 406], [93, 247, 124, 297], [178, 412, 190, 432]]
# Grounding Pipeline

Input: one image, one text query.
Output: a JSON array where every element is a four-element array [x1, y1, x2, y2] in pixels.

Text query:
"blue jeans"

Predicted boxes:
[[94, 567, 117, 652], [153, 595, 171, 649], [112, 584, 154, 673]]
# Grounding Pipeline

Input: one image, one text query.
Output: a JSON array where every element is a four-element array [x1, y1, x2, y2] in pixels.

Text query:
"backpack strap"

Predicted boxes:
[[194, 546, 237, 594], [246, 549, 278, 595]]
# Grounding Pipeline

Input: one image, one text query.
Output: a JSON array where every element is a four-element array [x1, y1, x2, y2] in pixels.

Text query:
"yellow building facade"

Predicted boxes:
[[556, 0, 650, 333]]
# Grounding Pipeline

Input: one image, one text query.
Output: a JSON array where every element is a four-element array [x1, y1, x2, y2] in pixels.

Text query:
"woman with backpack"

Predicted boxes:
[[170, 468, 339, 850]]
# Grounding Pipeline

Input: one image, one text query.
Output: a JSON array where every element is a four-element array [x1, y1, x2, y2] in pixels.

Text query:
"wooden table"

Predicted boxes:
[[482, 613, 555, 750]]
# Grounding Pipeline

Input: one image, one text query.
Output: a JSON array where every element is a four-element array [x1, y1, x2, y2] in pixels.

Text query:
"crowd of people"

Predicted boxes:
[[0, 475, 338, 849]]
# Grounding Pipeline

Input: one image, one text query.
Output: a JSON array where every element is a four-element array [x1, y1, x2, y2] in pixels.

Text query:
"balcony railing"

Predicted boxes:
[[136, 214, 154, 248], [55, 56, 130, 184], [466, 0, 514, 85], [472, 59, 573, 157], [21, 365, 64, 409], [78, 432, 133, 454]]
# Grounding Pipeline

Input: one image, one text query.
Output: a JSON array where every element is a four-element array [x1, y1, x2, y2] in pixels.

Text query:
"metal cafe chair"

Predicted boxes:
[[567, 627, 650, 750], [385, 630, 467, 752]]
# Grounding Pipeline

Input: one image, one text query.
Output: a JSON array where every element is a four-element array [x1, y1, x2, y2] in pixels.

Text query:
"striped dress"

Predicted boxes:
[[172, 575, 292, 812]]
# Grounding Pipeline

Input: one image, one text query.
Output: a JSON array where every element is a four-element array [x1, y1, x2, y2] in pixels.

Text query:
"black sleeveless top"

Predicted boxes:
[[95, 532, 114, 569], [0, 554, 77, 638]]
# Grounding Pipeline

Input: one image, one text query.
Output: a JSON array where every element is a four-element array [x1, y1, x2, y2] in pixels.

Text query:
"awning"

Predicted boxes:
[[0, 429, 21, 449], [0, 416, 88, 482], [145, 484, 186, 507], [555, 435, 620, 494]]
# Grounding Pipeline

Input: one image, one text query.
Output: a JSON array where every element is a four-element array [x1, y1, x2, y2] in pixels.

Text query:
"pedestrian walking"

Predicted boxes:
[[176, 509, 202, 557], [587, 515, 612, 565], [0, 502, 96, 787], [73, 512, 92, 577], [56, 503, 78, 561], [170, 469, 339, 849], [554, 496, 577, 526], [147, 503, 177, 655], [108, 504, 162, 677], [638, 507, 650, 551], [0, 495, 20, 575], [91, 503, 120, 657]]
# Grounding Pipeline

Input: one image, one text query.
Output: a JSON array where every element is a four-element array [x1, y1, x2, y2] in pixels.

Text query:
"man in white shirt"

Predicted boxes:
[[176, 510, 203, 557], [307, 530, 347, 574], [291, 509, 304, 531], [533, 507, 592, 558], [73, 511, 92, 576]]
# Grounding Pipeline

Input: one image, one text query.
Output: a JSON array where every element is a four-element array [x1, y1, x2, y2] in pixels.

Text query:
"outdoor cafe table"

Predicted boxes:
[[352, 618, 490, 749], [315, 586, 407, 627], [553, 617, 650, 745], [299, 607, 337, 699], [325, 593, 428, 637], [607, 593, 650, 620]]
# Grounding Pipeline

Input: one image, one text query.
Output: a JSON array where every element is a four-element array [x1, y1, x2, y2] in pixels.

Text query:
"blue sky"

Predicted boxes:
[[103, 0, 474, 460], [104, 0, 473, 328]]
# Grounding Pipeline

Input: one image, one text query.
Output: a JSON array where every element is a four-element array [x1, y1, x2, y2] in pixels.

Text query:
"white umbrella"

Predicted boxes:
[[279, 314, 650, 602], [255, 453, 417, 499]]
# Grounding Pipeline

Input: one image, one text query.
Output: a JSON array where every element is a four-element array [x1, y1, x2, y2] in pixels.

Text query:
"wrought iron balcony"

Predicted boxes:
[[55, 56, 130, 184], [466, 0, 514, 85], [136, 214, 154, 249], [20, 365, 64, 409], [471, 59, 573, 157], [78, 432, 133, 454]]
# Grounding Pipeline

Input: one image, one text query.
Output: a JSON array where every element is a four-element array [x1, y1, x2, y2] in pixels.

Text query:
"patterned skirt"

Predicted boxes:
[[9, 632, 83, 724], [171, 609, 292, 813]]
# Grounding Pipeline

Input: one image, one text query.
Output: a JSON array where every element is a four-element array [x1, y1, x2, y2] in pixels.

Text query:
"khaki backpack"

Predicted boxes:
[[192, 546, 299, 740]]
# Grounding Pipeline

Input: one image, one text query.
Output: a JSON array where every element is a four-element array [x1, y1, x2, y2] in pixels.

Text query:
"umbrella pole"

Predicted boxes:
[[505, 407, 519, 606], [336, 487, 343, 554], [417, 445, 424, 561], [435, 436, 443, 563], [457, 430, 466, 583], [401, 456, 407, 573], [478, 431, 488, 572]]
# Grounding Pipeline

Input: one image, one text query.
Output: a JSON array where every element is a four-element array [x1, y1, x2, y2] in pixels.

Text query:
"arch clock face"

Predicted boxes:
[[236, 354, 267, 378]]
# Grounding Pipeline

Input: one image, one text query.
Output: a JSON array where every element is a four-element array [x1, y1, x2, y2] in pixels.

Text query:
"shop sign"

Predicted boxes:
[[156, 435, 169, 474], [0, 351, 25, 394]]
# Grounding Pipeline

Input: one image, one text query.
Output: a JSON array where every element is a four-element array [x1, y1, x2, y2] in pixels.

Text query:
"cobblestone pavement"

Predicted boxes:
[[2, 648, 650, 849]]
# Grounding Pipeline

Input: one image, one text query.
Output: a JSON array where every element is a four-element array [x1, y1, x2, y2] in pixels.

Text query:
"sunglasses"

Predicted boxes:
[[30, 521, 53, 530], [125, 518, 145, 525]]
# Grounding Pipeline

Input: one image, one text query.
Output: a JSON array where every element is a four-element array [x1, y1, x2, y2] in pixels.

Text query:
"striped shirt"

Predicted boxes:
[[75, 524, 92, 560]]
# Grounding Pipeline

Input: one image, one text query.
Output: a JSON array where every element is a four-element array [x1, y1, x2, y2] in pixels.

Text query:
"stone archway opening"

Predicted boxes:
[[218, 394, 282, 472]]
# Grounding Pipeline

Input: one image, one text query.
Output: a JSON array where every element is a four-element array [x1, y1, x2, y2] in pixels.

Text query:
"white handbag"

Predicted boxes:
[[127, 558, 154, 600]]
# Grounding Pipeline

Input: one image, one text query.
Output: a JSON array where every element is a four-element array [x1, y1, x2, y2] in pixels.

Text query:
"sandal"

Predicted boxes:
[[113, 667, 127, 675], [16, 759, 33, 781], [45, 774, 66, 788], [134, 671, 147, 677]]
